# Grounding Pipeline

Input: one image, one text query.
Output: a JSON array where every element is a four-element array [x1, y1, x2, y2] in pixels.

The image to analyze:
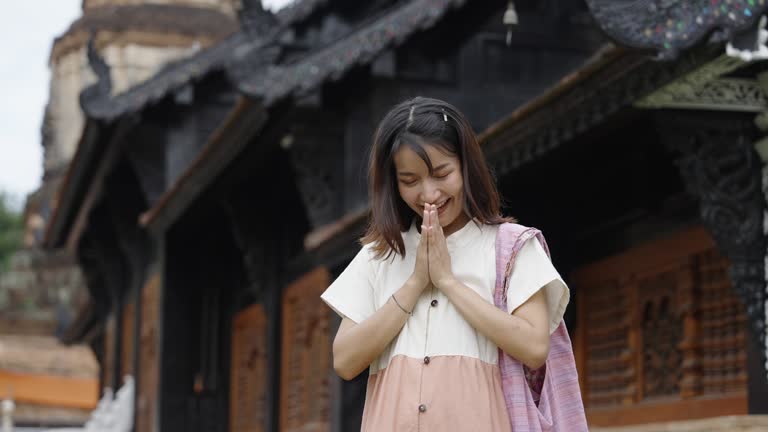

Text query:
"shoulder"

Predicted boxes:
[[355, 242, 395, 275], [356, 242, 381, 265], [497, 222, 534, 234]]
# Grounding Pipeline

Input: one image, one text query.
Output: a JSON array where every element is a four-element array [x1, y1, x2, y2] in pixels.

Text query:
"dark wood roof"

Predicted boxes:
[[79, 0, 330, 122], [135, 0, 475, 232], [239, 0, 468, 104], [585, 0, 768, 60], [80, 31, 250, 121]]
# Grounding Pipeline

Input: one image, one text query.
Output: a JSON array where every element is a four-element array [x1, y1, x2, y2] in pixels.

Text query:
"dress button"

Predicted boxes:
[[430, 299, 438, 307], [424, 356, 430, 364], [418, 404, 427, 413]]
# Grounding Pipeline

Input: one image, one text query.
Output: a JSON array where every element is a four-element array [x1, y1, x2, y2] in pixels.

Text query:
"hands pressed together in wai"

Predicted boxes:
[[411, 203, 457, 292]]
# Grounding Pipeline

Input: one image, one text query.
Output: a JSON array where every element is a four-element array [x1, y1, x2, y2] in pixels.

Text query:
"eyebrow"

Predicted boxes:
[[398, 163, 451, 176]]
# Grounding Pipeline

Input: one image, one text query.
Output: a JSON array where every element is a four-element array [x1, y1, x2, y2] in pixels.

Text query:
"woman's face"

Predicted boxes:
[[393, 143, 470, 236]]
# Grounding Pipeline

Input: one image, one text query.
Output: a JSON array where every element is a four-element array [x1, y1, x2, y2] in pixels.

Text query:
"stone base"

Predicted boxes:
[[592, 415, 768, 432]]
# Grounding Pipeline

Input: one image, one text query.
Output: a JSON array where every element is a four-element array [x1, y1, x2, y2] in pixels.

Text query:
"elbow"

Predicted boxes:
[[332, 341, 362, 381], [524, 341, 550, 370], [333, 357, 360, 381]]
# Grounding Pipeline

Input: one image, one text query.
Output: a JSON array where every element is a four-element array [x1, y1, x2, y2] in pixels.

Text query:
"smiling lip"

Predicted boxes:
[[435, 198, 450, 216]]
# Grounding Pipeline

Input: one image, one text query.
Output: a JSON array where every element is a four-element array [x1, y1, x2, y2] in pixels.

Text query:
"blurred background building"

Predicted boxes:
[[1, 0, 238, 428], [2, 0, 768, 431]]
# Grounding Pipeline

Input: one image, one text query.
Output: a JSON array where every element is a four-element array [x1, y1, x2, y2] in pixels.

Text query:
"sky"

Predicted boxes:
[[0, 1, 81, 209], [0, 0, 292, 210]]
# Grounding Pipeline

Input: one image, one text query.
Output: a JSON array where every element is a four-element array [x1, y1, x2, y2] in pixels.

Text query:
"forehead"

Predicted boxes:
[[393, 144, 457, 172]]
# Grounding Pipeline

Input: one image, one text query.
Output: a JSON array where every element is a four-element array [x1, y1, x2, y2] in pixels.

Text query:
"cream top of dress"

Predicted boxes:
[[321, 220, 570, 432]]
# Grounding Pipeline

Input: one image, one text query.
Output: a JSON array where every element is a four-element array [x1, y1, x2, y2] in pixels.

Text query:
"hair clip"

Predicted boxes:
[[441, 109, 448, 122], [408, 105, 415, 123]]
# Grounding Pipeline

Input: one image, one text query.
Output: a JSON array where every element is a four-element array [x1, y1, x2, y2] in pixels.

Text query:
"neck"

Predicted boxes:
[[443, 212, 471, 237]]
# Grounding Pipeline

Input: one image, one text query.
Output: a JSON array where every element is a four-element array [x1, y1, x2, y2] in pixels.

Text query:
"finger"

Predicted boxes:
[[432, 205, 445, 237], [430, 208, 437, 232]]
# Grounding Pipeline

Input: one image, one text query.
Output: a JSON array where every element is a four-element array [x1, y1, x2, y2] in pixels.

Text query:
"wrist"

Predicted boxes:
[[407, 275, 429, 292], [435, 275, 459, 293]]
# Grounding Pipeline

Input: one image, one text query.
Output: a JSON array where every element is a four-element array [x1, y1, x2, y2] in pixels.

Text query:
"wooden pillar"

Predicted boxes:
[[224, 193, 283, 432], [136, 270, 161, 432], [88, 212, 130, 393], [659, 111, 768, 413]]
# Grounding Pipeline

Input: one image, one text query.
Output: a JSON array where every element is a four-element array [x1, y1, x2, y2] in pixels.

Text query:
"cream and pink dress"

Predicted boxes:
[[321, 221, 569, 431]]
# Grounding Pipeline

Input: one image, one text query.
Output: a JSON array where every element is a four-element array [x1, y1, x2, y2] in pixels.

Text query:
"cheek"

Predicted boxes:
[[398, 186, 418, 208], [449, 175, 465, 198]]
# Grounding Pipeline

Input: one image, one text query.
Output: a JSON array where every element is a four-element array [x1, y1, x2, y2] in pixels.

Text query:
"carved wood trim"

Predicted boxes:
[[573, 226, 749, 425]]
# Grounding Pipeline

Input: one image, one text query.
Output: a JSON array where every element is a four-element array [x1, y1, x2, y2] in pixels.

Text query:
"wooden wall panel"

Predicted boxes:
[[280, 268, 332, 432], [137, 274, 161, 432], [230, 303, 268, 432], [572, 226, 748, 427], [695, 249, 748, 395]]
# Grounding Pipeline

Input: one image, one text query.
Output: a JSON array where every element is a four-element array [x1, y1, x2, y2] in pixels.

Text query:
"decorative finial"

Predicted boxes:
[[503, 1, 519, 46], [86, 32, 112, 97], [239, 0, 277, 36]]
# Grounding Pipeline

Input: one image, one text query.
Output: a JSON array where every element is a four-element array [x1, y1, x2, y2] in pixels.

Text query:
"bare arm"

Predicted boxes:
[[332, 207, 432, 380], [332, 277, 425, 380], [439, 278, 552, 369], [424, 203, 551, 369]]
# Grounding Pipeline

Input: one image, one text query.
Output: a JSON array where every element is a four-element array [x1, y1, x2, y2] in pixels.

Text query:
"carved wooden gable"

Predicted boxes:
[[230, 303, 268, 432], [573, 226, 748, 426], [280, 268, 332, 432]]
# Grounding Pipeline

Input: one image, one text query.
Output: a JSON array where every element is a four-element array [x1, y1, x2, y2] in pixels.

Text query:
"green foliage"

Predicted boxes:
[[0, 192, 23, 272]]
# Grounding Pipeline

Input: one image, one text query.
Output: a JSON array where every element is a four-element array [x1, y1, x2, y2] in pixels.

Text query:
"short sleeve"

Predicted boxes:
[[320, 245, 377, 324], [506, 238, 570, 334]]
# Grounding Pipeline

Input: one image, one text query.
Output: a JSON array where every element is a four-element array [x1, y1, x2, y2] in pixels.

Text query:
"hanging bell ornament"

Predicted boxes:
[[503, 1, 518, 46]]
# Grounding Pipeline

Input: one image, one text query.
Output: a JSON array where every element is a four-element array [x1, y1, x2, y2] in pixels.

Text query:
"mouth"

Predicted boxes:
[[425, 198, 451, 216]]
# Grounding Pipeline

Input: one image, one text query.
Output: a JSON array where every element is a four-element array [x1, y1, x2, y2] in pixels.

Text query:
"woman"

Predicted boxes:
[[321, 97, 570, 431]]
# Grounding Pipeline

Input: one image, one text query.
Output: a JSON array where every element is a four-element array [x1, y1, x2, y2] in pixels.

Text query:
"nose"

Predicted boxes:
[[420, 180, 440, 206]]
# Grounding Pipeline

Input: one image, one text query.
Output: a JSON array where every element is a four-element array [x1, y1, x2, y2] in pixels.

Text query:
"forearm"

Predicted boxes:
[[439, 278, 549, 368], [332, 278, 423, 380]]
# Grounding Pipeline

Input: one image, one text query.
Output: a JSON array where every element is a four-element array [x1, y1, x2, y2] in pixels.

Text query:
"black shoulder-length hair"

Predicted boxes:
[[361, 96, 514, 259]]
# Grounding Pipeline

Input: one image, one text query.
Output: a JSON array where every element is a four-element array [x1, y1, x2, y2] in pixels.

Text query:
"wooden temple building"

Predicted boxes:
[[43, 0, 768, 430]]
